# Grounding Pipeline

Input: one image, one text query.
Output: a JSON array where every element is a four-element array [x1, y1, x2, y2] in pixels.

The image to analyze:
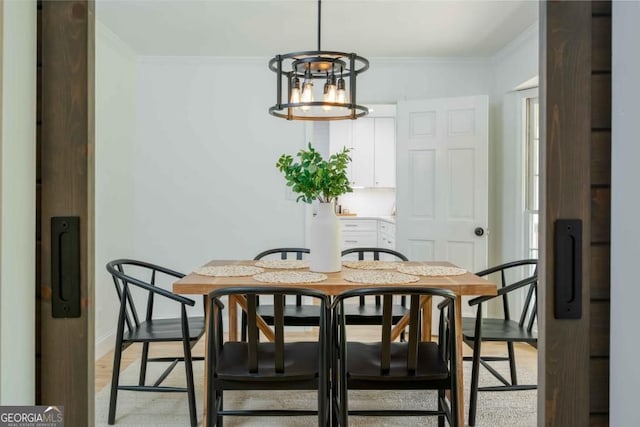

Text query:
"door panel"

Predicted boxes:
[[397, 95, 489, 274]]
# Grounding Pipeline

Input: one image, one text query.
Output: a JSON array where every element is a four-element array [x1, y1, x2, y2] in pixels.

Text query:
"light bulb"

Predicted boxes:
[[336, 77, 347, 104], [301, 81, 314, 111], [323, 81, 337, 111], [290, 77, 301, 104]]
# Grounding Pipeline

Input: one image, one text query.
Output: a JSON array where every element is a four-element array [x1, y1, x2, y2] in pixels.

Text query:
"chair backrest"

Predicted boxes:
[[106, 259, 193, 335], [333, 287, 457, 376], [476, 259, 538, 331], [341, 247, 409, 306], [341, 247, 408, 262], [208, 287, 329, 375], [254, 248, 310, 306], [253, 248, 310, 261]]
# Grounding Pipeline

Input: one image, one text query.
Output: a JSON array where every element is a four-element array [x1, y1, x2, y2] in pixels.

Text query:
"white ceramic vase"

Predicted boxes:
[[309, 202, 341, 273]]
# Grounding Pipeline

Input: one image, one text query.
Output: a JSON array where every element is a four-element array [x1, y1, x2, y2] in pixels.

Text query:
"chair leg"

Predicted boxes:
[[331, 312, 339, 427], [241, 312, 247, 342], [138, 342, 150, 386], [339, 364, 348, 427], [217, 391, 223, 426], [209, 389, 222, 427], [107, 343, 123, 425], [468, 337, 482, 427], [437, 390, 445, 427], [507, 341, 518, 385], [182, 337, 197, 427]]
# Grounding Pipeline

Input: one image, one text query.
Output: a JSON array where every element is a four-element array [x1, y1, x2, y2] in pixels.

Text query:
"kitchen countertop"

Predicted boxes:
[[338, 215, 396, 224]]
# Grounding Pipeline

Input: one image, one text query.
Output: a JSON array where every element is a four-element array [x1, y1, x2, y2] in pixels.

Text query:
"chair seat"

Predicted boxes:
[[463, 317, 537, 343], [342, 303, 408, 324], [347, 342, 449, 382], [215, 342, 320, 381], [124, 316, 205, 342], [255, 304, 322, 326]]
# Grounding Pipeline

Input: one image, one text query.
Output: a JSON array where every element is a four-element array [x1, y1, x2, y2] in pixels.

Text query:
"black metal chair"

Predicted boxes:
[[463, 259, 538, 426], [341, 248, 410, 340], [106, 259, 205, 427], [241, 248, 317, 341], [332, 287, 459, 426], [206, 287, 330, 426]]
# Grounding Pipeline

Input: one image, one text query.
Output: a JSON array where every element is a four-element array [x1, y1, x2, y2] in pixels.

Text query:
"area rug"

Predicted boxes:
[[95, 358, 536, 426]]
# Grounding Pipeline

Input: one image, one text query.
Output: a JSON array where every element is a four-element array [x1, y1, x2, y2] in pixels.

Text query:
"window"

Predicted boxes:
[[524, 97, 539, 259]]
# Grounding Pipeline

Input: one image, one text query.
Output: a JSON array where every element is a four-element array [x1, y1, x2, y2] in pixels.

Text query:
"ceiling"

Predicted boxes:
[[96, 0, 539, 58]]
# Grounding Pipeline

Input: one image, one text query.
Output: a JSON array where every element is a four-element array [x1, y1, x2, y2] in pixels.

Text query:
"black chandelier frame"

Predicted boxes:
[[268, 0, 369, 121]]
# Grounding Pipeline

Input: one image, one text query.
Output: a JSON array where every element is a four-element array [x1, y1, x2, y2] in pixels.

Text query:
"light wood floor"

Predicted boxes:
[[95, 326, 537, 392]]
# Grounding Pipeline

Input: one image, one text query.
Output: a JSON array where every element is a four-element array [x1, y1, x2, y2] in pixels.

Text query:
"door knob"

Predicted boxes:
[[474, 227, 485, 237]]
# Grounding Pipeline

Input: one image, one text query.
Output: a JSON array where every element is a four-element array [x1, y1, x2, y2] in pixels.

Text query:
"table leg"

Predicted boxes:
[[233, 296, 276, 342], [454, 296, 465, 427], [202, 295, 210, 426], [421, 296, 432, 341], [391, 295, 432, 341]]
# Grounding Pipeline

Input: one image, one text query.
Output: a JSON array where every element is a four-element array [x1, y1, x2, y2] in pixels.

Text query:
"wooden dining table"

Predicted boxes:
[[173, 259, 497, 426]]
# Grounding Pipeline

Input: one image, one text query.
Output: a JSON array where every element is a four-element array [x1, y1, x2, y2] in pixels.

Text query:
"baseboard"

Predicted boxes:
[[95, 332, 115, 361]]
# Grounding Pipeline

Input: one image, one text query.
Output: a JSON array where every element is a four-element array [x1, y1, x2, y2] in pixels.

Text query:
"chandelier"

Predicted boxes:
[[268, 0, 369, 121]]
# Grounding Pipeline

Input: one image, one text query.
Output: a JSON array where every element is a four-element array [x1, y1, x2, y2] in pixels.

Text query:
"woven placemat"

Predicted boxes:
[[397, 265, 467, 276], [342, 260, 402, 270], [194, 265, 264, 277], [255, 259, 309, 269], [252, 271, 327, 284], [343, 271, 420, 285]]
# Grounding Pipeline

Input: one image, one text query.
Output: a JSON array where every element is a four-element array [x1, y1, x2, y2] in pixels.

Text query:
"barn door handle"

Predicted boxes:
[[474, 227, 485, 237], [51, 216, 81, 318], [554, 219, 582, 319]]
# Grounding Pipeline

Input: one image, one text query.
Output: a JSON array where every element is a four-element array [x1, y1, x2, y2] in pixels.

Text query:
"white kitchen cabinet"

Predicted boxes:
[[330, 116, 395, 188], [373, 118, 396, 187], [377, 220, 397, 260], [341, 219, 377, 255], [340, 218, 396, 259], [350, 119, 375, 187], [377, 221, 395, 248], [329, 120, 354, 184]]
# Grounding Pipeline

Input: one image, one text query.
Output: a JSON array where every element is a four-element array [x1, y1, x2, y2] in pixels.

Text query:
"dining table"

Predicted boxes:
[[173, 259, 497, 426]]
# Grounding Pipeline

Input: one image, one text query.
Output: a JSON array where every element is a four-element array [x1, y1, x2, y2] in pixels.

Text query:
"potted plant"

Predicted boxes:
[[277, 143, 352, 272]]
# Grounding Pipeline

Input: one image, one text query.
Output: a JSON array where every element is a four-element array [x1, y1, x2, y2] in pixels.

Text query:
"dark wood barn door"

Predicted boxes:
[[36, 1, 94, 425], [540, 1, 611, 425]]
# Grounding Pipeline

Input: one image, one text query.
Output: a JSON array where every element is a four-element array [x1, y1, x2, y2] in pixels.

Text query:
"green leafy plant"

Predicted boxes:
[[276, 143, 352, 204]]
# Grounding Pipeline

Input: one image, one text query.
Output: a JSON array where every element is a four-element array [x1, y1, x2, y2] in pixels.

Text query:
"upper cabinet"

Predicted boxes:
[[329, 106, 396, 188], [372, 117, 395, 187]]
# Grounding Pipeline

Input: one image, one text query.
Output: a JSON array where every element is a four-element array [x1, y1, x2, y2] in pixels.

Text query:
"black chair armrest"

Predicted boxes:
[[110, 258, 185, 279], [108, 267, 195, 307], [468, 275, 537, 307], [208, 295, 225, 310], [127, 274, 196, 306], [474, 259, 537, 278]]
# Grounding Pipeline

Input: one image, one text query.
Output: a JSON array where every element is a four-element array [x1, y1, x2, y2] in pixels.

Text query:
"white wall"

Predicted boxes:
[[94, 22, 138, 359], [490, 24, 539, 267], [361, 58, 492, 104], [611, 2, 640, 424], [133, 57, 307, 277], [339, 188, 396, 217], [0, 0, 36, 404]]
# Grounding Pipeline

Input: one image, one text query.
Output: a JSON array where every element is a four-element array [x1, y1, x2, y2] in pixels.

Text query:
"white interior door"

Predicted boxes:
[[396, 95, 489, 274]]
